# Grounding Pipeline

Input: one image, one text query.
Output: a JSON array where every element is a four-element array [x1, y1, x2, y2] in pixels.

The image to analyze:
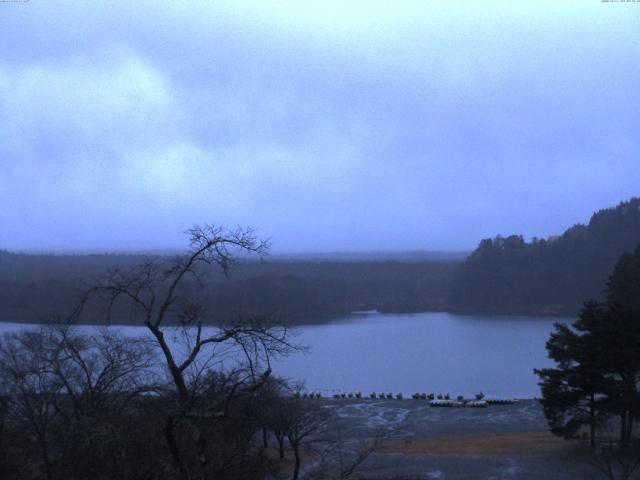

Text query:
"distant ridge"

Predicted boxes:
[[5, 249, 469, 263], [0, 247, 459, 324], [269, 250, 469, 262]]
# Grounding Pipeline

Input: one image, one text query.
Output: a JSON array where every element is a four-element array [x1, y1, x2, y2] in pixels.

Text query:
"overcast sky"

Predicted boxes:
[[1, 1, 638, 253]]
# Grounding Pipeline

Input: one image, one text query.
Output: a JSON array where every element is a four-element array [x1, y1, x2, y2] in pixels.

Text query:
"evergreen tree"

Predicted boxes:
[[601, 245, 640, 446], [535, 302, 607, 448], [536, 244, 640, 447]]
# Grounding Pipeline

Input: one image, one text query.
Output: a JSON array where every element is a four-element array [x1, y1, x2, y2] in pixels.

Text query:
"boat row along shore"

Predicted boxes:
[[293, 391, 518, 407]]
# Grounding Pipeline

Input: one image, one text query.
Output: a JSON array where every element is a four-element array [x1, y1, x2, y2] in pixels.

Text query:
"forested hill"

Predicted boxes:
[[449, 197, 640, 316]]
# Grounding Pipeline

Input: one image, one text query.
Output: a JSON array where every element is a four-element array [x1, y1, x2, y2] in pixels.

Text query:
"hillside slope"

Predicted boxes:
[[449, 197, 640, 315]]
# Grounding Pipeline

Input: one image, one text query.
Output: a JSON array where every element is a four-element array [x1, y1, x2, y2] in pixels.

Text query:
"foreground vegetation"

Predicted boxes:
[[0, 227, 378, 480], [0, 324, 368, 480]]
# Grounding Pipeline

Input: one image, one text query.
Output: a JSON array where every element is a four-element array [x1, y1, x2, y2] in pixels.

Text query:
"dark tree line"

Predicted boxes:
[[0, 252, 457, 325], [450, 197, 640, 316], [536, 244, 640, 477]]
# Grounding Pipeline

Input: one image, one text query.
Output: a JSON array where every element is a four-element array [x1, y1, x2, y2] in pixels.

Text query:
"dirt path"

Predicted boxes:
[[378, 431, 579, 456]]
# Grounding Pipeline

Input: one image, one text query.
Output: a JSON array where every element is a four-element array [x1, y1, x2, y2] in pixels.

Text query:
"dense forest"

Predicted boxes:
[[0, 251, 458, 324], [449, 198, 640, 315]]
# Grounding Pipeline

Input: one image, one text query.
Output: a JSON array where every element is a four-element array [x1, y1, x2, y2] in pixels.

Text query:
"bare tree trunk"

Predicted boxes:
[[262, 428, 269, 448], [621, 411, 630, 447], [0, 417, 5, 478], [590, 393, 596, 450], [148, 326, 189, 403], [163, 416, 188, 477], [278, 436, 285, 459], [39, 438, 54, 480], [291, 442, 301, 480]]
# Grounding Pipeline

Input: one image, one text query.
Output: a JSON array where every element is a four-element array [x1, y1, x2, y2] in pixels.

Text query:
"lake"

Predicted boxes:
[[0, 311, 572, 398]]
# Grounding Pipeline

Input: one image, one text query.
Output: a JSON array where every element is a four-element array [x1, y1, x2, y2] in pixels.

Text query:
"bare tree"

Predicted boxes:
[[0, 394, 8, 478], [307, 421, 392, 480], [0, 325, 160, 480], [260, 386, 389, 480], [587, 445, 640, 480], [45, 325, 157, 416], [0, 226, 303, 480], [282, 398, 331, 480], [43, 326, 159, 478], [0, 330, 62, 480], [76, 225, 300, 478], [586, 422, 640, 480], [260, 379, 299, 459]]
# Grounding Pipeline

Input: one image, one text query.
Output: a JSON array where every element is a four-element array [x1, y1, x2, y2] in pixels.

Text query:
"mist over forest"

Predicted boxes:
[[2, 197, 638, 325]]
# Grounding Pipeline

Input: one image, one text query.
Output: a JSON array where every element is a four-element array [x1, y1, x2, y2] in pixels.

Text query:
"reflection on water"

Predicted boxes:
[[0, 312, 572, 398]]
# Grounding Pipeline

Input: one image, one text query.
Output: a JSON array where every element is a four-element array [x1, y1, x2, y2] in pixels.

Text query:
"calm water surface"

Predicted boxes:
[[0, 312, 571, 398]]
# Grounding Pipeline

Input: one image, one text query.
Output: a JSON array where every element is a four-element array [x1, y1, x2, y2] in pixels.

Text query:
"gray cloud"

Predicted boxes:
[[1, 1, 638, 252]]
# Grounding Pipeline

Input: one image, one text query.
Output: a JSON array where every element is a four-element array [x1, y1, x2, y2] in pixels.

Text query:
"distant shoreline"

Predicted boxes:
[[0, 307, 575, 327]]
